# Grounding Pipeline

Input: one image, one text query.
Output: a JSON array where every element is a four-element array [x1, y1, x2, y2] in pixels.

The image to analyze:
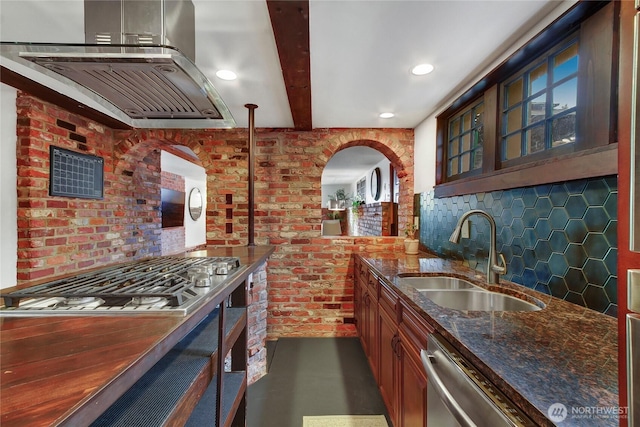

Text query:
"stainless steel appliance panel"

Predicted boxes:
[[627, 0, 640, 423], [630, 269, 640, 314], [629, 313, 640, 426], [631, 0, 640, 251], [630, 269, 640, 426], [421, 334, 533, 427]]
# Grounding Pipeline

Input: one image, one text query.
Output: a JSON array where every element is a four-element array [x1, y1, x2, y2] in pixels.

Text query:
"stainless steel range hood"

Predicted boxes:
[[0, 0, 236, 129]]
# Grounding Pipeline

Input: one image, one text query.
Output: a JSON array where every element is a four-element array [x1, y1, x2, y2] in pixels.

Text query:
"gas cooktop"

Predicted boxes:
[[0, 256, 245, 317]]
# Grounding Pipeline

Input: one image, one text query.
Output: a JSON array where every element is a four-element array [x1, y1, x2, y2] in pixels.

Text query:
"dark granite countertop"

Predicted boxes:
[[358, 252, 618, 427]]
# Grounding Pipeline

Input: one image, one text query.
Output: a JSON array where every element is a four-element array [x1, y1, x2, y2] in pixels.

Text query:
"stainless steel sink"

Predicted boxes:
[[398, 274, 543, 312], [419, 289, 542, 312], [398, 275, 480, 290]]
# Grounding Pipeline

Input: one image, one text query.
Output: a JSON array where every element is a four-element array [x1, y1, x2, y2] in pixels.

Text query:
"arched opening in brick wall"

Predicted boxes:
[[112, 131, 210, 256], [320, 136, 413, 238], [113, 130, 207, 172], [322, 146, 396, 237]]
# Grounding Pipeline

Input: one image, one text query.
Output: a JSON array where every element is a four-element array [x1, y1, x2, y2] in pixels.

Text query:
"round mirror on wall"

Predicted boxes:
[[370, 167, 381, 201], [188, 187, 203, 220]]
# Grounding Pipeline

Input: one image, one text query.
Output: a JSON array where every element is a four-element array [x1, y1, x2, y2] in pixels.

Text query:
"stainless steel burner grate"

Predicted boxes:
[[0, 256, 243, 316]]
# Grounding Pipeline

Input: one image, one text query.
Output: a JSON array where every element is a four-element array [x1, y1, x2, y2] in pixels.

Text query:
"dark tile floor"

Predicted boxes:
[[247, 337, 390, 427]]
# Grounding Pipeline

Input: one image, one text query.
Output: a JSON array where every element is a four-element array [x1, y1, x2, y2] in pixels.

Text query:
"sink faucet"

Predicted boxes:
[[449, 209, 507, 284]]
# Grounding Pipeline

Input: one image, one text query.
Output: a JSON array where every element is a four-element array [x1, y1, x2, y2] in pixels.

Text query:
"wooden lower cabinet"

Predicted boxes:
[[355, 257, 379, 378], [398, 327, 428, 427], [358, 281, 379, 374], [355, 257, 431, 427], [378, 302, 398, 423], [397, 299, 433, 427], [365, 288, 379, 373], [354, 257, 366, 350]]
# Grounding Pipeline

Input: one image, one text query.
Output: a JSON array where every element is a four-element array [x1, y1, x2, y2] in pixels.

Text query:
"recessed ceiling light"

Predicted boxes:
[[411, 63, 434, 76], [379, 112, 395, 119], [215, 70, 237, 81]]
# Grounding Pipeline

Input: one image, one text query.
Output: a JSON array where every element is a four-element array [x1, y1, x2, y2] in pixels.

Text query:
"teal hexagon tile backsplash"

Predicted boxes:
[[419, 175, 618, 316]]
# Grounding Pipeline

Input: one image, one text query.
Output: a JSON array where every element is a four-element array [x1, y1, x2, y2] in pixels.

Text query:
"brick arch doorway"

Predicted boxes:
[[323, 139, 412, 237], [112, 132, 210, 256], [112, 130, 209, 175]]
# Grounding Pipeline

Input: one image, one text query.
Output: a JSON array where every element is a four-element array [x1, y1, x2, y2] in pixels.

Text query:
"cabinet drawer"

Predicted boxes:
[[400, 300, 433, 351], [357, 257, 369, 280], [359, 271, 369, 288], [379, 281, 399, 319], [359, 271, 368, 287], [367, 271, 380, 297]]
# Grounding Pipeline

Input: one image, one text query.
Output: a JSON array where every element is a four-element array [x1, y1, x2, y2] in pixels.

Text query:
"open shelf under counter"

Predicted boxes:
[[91, 305, 248, 426]]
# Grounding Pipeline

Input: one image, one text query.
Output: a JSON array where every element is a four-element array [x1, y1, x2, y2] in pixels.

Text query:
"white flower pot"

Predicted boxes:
[[322, 219, 342, 236], [404, 239, 419, 255]]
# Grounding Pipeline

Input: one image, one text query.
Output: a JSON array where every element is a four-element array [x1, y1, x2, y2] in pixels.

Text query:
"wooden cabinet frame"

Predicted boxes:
[[354, 256, 433, 427], [434, 1, 618, 198]]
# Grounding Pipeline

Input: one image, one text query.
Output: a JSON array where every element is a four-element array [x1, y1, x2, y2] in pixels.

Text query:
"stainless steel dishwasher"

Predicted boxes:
[[421, 334, 535, 427]]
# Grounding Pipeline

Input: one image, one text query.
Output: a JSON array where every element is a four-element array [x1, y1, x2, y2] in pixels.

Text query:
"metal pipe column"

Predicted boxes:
[[245, 104, 258, 246]]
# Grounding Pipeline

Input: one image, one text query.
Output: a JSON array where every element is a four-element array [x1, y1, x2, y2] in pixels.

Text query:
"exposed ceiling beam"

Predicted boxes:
[[266, 0, 312, 131]]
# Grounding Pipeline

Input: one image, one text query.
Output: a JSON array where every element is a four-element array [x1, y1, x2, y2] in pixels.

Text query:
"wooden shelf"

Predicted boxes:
[[91, 305, 248, 426], [186, 372, 247, 427]]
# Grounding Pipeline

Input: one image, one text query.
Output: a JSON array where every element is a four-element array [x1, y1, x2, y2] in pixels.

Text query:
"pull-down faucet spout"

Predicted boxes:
[[449, 209, 507, 284]]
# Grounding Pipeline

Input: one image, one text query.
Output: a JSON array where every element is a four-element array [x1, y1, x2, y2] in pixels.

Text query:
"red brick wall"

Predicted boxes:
[[113, 128, 415, 338], [266, 236, 404, 337], [357, 202, 395, 236], [14, 94, 415, 338], [247, 261, 268, 384], [161, 228, 186, 255], [161, 171, 184, 191], [15, 94, 162, 281]]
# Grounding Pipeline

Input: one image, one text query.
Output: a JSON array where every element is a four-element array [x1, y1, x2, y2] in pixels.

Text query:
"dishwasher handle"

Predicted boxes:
[[421, 349, 478, 427]]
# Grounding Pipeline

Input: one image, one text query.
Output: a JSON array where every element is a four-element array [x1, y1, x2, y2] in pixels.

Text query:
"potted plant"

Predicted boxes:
[[404, 222, 419, 254], [327, 210, 341, 220], [324, 190, 344, 235], [327, 188, 348, 211], [351, 194, 365, 214]]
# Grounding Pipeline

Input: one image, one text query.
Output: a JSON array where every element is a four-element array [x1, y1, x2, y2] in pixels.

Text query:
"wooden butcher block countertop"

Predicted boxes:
[[0, 246, 274, 426]]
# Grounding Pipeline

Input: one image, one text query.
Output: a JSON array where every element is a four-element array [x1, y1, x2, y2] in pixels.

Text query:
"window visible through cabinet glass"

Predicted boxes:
[[501, 38, 579, 161], [356, 177, 366, 200], [447, 101, 484, 178]]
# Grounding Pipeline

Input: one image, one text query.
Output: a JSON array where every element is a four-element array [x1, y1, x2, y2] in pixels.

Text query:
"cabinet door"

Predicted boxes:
[[364, 290, 379, 375], [354, 264, 362, 335], [378, 305, 398, 425], [398, 330, 428, 427], [361, 290, 371, 352]]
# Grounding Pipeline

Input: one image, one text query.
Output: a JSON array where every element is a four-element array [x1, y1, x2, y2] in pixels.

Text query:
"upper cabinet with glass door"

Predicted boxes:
[[501, 39, 578, 164], [435, 2, 618, 197]]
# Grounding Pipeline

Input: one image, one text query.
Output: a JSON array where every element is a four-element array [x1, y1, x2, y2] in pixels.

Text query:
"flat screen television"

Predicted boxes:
[[161, 189, 185, 228]]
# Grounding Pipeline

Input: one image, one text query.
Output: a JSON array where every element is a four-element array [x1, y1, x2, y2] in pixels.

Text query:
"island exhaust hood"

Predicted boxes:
[[0, 0, 236, 129]]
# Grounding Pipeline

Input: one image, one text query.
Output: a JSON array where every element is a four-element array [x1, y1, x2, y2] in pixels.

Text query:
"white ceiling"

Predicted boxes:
[[0, 0, 566, 129], [322, 146, 386, 185], [0, 0, 568, 181], [309, 0, 558, 129], [194, 0, 564, 129]]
